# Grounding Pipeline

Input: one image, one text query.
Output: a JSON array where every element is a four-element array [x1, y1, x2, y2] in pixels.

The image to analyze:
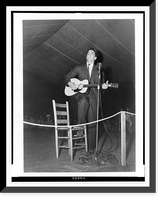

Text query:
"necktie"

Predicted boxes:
[[88, 64, 91, 78]]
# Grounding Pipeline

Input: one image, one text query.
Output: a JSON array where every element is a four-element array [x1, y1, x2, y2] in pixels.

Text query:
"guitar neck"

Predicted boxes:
[[83, 84, 98, 88], [83, 83, 115, 88]]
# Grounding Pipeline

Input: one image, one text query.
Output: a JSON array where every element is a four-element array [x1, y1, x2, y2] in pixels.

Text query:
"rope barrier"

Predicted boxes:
[[24, 121, 56, 128], [125, 111, 136, 116], [23, 111, 135, 128]]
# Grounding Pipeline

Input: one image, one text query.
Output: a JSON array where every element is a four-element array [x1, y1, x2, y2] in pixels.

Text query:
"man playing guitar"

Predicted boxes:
[[65, 47, 109, 155]]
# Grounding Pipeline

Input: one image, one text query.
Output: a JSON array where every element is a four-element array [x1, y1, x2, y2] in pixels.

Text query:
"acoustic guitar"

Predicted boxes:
[[64, 78, 118, 96]]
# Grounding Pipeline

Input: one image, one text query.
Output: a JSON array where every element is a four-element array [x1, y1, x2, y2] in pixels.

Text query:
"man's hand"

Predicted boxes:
[[102, 81, 109, 89], [68, 81, 78, 91]]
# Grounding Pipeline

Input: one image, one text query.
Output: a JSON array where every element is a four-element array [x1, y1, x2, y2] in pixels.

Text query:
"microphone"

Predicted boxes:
[[97, 62, 102, 70]]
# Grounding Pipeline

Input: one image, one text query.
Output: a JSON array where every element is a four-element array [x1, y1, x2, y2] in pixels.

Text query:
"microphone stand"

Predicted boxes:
[[95, 64, 101, 155]]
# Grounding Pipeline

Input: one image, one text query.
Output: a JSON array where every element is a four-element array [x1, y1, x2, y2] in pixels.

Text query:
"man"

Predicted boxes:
[[65, 47, 108, 154]]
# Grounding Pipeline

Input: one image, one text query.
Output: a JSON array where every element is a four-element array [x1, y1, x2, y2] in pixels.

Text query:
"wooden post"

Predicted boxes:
[[69, 128, 73, 161], [121, 111, 126, 166]]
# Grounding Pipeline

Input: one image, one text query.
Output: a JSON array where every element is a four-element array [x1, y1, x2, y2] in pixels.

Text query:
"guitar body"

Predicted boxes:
[[64, 78, 89, 96]]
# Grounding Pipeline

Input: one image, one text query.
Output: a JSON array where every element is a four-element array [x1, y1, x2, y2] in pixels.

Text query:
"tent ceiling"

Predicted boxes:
[[23, 19, 135, 86]]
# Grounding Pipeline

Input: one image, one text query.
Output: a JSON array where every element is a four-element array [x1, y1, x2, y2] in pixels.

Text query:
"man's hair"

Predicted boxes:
[[86, 47, 98, 57]]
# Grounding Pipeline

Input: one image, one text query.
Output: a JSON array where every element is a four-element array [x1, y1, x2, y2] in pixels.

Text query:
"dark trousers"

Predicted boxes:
[[76, 94, 97, 152]]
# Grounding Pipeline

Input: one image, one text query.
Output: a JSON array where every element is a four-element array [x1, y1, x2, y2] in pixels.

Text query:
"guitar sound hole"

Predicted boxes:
[[78, 84, 83, 90]]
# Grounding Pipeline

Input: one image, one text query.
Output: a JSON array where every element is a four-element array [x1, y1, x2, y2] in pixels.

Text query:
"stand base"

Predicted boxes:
[[78, 152, 119, 166]]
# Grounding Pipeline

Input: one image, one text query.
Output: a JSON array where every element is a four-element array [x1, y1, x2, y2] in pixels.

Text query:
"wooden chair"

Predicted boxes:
[[52, 100, 88, 161]]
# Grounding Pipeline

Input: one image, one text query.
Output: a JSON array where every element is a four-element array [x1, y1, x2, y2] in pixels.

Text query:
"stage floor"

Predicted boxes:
[[24, 126, 135, 172]]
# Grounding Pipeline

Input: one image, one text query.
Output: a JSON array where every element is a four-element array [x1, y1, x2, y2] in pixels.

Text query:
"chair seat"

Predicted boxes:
[[72, 126, 86, 130]]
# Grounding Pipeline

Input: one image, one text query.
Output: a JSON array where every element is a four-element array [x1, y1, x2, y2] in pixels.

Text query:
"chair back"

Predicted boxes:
[[52, 100, 70, 126]]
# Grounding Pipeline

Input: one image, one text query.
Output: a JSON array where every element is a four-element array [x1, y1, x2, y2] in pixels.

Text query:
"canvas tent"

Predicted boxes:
[[23, 19, 135, 117]]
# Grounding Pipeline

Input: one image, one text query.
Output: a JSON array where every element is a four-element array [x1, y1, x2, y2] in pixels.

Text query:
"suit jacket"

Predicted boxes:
[[65, 63, 105, 100]]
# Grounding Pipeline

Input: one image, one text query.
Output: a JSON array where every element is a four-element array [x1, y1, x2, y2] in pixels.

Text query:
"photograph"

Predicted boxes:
[[4, 4, 156, 193], [23, 18, 135, 173]]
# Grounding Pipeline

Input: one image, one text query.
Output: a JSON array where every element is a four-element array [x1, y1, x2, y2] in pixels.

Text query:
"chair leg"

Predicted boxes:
[[84, 126, 88, 152], [67, 130, 70, 155], [55, 128, 59, 158], [69, 129, 73, 161]]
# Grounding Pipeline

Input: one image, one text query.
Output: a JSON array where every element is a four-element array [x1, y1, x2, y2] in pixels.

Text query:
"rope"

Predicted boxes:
[[125, 111, 136, 116], [24, 121, 56, 128], [23, 111, 135, 128]]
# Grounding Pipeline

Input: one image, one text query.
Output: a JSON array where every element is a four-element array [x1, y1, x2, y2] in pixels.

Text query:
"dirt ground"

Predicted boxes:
[[24, 126, 135, 172]]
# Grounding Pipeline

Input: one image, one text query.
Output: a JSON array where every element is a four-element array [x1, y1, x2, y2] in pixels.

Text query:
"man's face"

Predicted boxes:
[[86, 50, 97, 63]]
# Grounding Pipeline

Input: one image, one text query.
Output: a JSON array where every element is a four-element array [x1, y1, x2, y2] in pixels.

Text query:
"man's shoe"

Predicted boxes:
[[74, 130, 83, 137]]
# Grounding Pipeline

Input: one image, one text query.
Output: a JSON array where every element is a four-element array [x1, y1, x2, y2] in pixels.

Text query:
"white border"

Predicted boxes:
[[6, 6, 150, 188]]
